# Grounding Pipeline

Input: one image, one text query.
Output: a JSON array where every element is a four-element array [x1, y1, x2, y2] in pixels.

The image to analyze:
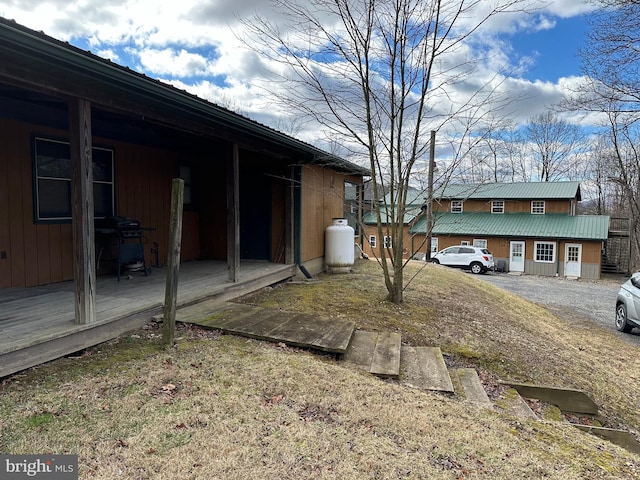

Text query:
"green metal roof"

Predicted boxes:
[[435, 182, 581, 201], [409, 212, 610, 241], [363, 205, 423, 225]]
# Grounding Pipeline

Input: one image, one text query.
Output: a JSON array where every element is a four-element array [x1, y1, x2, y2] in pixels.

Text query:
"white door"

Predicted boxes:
[[509, 241, 525, 272], [564, 243, 582, 278]]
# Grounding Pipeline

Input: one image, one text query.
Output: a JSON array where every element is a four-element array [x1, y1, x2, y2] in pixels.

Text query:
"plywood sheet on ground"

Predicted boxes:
[[184, 303, 354, 354]]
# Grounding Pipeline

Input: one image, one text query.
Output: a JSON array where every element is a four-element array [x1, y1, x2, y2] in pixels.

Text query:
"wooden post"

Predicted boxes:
[[425, 130, 436, 259], [227, 143, 240, 282], [69, 98, 96, 325], [162, 178, 184, 347]]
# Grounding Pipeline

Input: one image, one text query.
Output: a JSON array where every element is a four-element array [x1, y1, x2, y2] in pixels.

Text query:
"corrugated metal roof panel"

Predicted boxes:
[[410, 212, 610, 240], [363, 205, 423, 225], [435, 182, 581, 200]]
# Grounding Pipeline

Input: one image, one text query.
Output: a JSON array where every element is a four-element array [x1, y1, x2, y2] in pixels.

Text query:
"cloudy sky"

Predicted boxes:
[[0, 0, 599, 152]]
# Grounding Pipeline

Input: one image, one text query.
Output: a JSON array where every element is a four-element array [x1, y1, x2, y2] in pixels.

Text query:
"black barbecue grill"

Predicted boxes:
[[95, 216, 152, 280]]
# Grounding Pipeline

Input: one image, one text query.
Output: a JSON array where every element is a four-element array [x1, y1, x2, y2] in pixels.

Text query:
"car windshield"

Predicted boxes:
[[481, 249, 491, 254]]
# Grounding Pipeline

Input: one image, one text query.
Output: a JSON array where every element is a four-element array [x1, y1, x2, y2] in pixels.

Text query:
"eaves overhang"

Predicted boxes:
[[0, 17, 370, 176]]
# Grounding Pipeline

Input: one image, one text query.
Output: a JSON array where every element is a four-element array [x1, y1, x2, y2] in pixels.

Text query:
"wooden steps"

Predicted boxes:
[[400, 346, 454, 393], [343, 331, 402, 378], [175, 299, 640, 454], [449, 368, 492, 408]]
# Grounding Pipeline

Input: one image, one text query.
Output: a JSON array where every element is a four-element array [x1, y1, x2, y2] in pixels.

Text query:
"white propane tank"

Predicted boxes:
[[325, 218, 355, 273]]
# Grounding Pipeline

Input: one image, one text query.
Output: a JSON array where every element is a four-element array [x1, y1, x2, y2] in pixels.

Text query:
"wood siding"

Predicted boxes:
[[361, 224, 418, 260], [300, 165, 346, 263], [435, 198, 573, 214], [1, 119, 199, 288]]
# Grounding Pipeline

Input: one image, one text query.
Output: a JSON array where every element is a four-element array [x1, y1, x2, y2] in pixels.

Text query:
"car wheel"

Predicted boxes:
[[470, 262, 483, 274], [615, 303, 633, 333], [429, 258, 440, 264]]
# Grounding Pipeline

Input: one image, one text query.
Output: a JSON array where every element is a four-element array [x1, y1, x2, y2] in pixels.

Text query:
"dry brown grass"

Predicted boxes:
[[1, 259, 639, 479]]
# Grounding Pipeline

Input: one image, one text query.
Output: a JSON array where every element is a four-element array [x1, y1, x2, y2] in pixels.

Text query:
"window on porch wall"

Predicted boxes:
[[369, 235, 377, 248], [33, 137, 114, 222], [384, 236, 392, 249]]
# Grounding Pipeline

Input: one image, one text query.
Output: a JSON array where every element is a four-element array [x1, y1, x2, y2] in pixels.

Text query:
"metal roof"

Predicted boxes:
[[434, 182, 581, 201], [363, 205, 423, 225], [409, 212, 610, 241], [0, 17, 370, 176]]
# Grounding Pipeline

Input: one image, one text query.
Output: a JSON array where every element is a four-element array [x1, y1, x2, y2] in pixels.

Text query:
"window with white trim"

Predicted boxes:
[[473, 239, 487, 249], [384, 236, 392, 249], [451, 200, 463, 213], [534, 241, 556, 263], [369, 235, 377, 248], [460, 240, 470, 246], [491, 200, 504, 214], [531, 201, 545, 214], [34, 137, 114, 222]]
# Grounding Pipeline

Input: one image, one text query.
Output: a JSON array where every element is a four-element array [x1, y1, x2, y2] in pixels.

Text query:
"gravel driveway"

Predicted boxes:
[[476, 272, 640, 346]]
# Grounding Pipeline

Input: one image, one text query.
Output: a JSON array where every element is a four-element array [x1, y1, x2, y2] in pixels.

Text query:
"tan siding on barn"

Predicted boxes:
[[436, 198, 572, 214]]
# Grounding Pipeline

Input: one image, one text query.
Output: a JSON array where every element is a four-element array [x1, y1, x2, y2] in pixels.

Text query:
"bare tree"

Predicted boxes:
[[242, 0, 529, 303], [521, 111, 584, 182], [564, 0, 640, 269]]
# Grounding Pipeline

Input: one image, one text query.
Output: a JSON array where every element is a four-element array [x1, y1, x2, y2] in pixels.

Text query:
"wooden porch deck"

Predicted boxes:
[[0, 261, 296, 378]]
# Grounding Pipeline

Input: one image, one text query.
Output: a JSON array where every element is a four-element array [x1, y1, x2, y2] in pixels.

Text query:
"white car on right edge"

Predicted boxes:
[[615, 273, 640, 333], [429, 245, 494, 274]]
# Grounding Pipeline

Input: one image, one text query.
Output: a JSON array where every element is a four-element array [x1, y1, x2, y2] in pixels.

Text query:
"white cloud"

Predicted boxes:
[[0, 0, 604, 152], [139, 48, 210, 77]]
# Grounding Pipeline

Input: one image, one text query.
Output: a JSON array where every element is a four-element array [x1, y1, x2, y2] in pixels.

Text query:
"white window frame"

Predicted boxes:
[[451, 200, 463, 213], [383, 236, 392, 249], [369, 235, 377, 248], [531, 201, 546, 214], [460, 240, 470, 246], [534, 241, 556, 263], [491, 200, 504, 214], [473, 239, 487, 249], [430, 237, 439, 255]]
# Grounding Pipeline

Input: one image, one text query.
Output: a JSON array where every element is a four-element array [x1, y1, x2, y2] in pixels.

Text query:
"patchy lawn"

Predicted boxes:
[[1, 260, 639, 479]]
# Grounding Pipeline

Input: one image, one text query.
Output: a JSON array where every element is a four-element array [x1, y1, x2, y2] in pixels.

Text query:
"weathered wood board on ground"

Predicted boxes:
[[343, 331, 378, 371], [183, 303, 355, 354], [369, 332, 401, 378], [498, 388, 538, 420], [401, 346, 454, 393], [572, 424, 640, 454], [500, 381, 598, 415], [450, 368, 492, 408]]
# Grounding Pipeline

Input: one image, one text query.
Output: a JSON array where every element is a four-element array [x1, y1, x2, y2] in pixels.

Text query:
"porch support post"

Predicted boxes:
[[69, 98, 97, 324], [227, 142, 240, 282]]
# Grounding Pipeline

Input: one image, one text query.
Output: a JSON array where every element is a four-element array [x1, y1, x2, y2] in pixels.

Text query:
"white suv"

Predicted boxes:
[[430, 246, 494, 274]]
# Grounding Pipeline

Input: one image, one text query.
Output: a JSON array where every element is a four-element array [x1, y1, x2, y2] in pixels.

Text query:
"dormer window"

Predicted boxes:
[[491, 200, 504, 214], [531, 201, 545, 214], [451, 200, 463, 213]]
